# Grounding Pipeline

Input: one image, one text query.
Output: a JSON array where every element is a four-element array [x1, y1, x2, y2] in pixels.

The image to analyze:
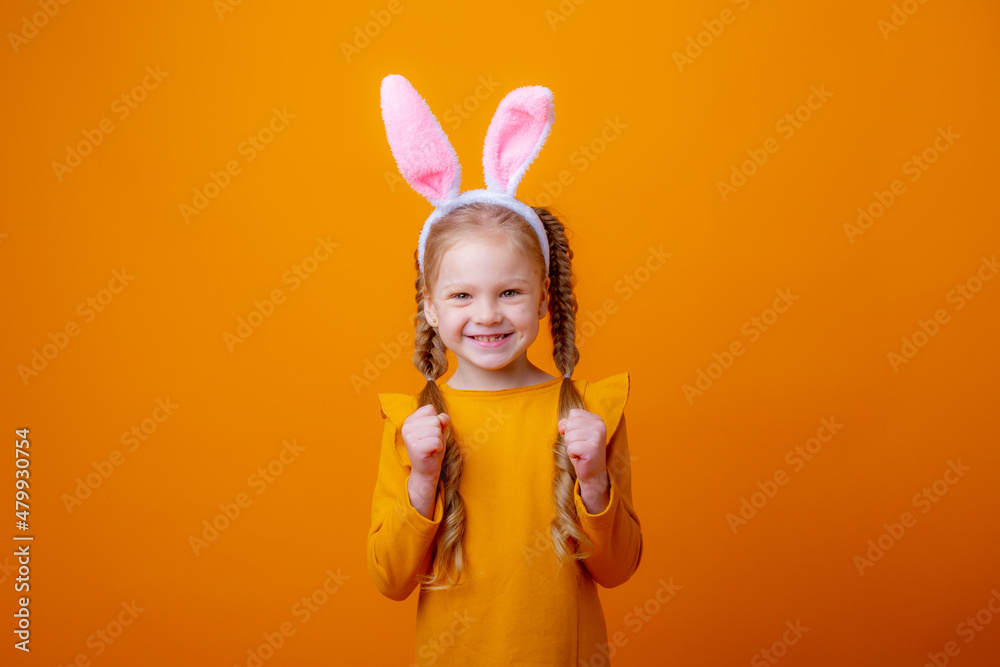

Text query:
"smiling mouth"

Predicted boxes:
[[468, 333, 511, 342]]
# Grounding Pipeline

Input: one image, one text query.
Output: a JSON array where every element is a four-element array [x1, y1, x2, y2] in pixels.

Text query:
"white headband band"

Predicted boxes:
[[380, 74, 555, 275]]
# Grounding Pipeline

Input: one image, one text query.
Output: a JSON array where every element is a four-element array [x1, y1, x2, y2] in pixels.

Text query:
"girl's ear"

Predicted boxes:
[[423, 294, 438, 326], [538, 276, 551, 319]]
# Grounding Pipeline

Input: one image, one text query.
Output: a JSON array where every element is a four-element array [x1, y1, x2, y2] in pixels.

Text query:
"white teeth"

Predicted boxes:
[[473, 334, 508, 342]]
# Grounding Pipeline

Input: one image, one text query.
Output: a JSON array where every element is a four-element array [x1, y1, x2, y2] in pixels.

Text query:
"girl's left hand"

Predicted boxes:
[[557, 408, 608, 486]]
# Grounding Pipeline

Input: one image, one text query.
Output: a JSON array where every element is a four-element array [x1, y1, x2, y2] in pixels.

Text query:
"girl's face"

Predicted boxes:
[[424, 238, 549, 382]]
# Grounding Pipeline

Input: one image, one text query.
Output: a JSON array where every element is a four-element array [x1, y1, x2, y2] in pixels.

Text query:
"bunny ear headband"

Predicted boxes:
[[380, 74, 555, 275]]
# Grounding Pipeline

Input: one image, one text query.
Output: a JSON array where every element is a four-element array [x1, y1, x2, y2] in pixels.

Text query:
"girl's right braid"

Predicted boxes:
[[413, 249, 449, 382], [538, 208, 580, 374], [535, 207, 594, 569], [412, 250, 468, 590]]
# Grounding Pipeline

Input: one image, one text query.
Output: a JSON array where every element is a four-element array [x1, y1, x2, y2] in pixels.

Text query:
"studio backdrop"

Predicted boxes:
[[3, 0, 998, 665]]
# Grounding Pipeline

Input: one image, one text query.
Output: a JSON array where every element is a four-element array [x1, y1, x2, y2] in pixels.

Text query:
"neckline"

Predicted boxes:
[[440, 375, 563, 397]]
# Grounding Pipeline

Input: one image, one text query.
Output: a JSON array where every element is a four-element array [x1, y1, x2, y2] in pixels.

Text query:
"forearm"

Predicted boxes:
[[367, 472, 444, 600], [574, 474, 643, 588], [408, 471, 440, 520], [578, 410, 642, 587], [370, 398, 447, 600], [578, 471, 611, 515]]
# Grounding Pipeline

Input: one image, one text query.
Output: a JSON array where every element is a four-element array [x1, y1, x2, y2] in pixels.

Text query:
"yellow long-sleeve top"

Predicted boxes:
[[367, 372, 642, 666]]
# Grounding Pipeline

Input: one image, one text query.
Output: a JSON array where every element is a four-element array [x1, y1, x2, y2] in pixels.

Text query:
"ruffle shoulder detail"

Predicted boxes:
[[378, 391, 420, 467], [581, 371, 630, 445]]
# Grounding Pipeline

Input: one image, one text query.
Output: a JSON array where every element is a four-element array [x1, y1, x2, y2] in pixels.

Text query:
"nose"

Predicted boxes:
[[472, 298, 503, 324]]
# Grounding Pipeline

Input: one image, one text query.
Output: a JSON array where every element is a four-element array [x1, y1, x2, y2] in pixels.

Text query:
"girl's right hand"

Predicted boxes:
[[401, 404, 450, 480]]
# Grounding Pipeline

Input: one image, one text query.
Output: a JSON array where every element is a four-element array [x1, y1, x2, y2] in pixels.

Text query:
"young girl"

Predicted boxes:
[[367, 74, 643, 666]]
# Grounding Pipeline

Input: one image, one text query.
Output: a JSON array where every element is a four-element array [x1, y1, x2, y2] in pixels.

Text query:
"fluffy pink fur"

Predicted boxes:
[[483, 86, 554, 196], [380, 75, 461, 204]]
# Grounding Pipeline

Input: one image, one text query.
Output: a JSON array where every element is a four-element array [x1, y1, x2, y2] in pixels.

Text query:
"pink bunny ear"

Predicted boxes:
[[483, 86, 555, 197], [380, 75, 461, 207]]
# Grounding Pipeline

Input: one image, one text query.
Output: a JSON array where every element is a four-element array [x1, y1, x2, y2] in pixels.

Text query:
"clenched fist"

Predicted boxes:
[[557, 408, 608, 486], [402, 404, 451, 478]]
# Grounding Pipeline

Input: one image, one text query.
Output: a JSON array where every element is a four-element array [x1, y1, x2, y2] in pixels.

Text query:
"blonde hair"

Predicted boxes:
[[412, 201, 594, 591]]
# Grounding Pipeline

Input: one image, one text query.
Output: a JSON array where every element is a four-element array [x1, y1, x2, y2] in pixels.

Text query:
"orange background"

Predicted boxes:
[[3, 0, 999, 665]]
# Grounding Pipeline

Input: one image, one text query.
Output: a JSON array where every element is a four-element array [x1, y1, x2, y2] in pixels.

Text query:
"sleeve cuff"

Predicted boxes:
[[574, 474, 619, 528], [396, 474, 444, 534]]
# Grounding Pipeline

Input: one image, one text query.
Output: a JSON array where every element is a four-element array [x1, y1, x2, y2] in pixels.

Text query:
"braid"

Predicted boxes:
[[412, 248, 468, 590], [413, 249, 449, 382], [540, 208, 581, 373], [535, 207, 594, 572]]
